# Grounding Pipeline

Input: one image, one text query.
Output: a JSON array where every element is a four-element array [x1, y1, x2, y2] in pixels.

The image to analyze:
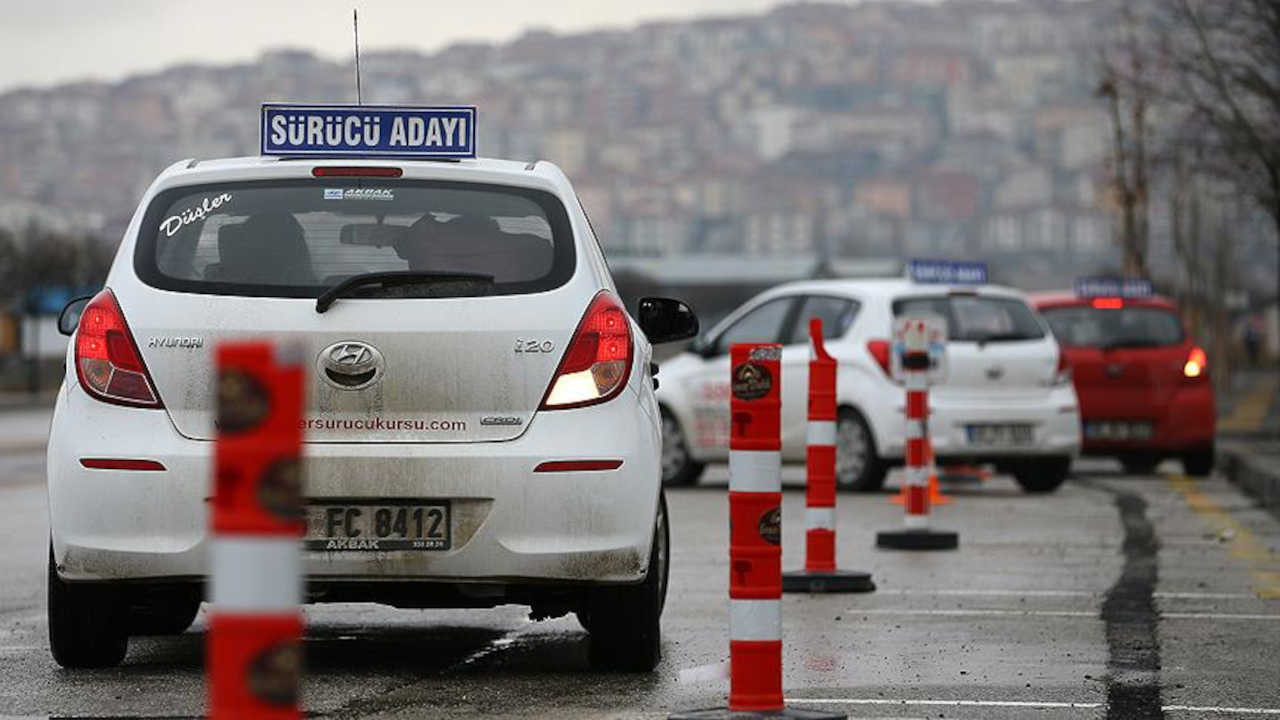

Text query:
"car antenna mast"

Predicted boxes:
[[353, 8, 363, 105]]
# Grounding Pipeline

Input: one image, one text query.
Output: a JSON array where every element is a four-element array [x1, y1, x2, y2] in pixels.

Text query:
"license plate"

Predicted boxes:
[[1084, 421, 1153, 441], [305, 501, 451, 551], [965, 424, 1033, 447]]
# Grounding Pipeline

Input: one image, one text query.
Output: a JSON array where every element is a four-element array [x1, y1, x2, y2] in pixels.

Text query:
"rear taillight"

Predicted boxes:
[[1092, 298, 1124, 309], [1053, 349, 1072, 386], [541, 292, 633, 410], [1184, 346, 1208, 379], [74, 289, 162, 408], [866, 339, 893, 377]]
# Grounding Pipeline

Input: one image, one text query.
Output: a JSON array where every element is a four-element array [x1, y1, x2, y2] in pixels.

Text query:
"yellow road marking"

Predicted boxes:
[[1167, 474, 1280, 599], [1218, 375, 1280, 433]]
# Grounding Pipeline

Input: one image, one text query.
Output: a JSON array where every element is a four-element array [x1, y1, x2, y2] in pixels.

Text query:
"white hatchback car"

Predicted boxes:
[[47, 154, 697, 669], [657, 278, 1080, 492]]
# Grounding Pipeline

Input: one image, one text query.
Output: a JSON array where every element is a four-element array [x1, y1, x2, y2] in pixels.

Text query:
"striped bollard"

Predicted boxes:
[[782, 318, 874, 594], [876, 315, 958, 551], [209, 342, 305, 720], [671, 343, 843, 720]]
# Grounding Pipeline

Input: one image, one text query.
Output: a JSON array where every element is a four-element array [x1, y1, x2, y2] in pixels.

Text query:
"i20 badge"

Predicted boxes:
[[318, 341, 385, 390]]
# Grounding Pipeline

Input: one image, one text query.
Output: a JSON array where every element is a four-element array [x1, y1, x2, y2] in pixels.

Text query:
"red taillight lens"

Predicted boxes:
[[311, 166, 403, 177], [1092, 298, 1124, 309], [866, 339, 893, 377], [541, 292, 633, 410], [1184, 346, 1208, 378], [1054, 348, 1072, 386], [74, 289, 162, 408]]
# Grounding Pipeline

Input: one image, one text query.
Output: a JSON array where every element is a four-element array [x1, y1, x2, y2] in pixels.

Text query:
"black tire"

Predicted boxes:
[[660, 407, 705, 487], [1012, 457, 1071, 494], [836, 407, 887, 492], [1183, 446, 1215, 477], [582, 492, 668, 672], [1120, 456, 1161, 475], [129, 588, 202, 636], [48, 545, 129, 668]]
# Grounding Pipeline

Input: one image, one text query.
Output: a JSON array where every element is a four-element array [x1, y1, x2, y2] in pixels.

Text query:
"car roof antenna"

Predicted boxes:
[[353, 8, 363, 105]]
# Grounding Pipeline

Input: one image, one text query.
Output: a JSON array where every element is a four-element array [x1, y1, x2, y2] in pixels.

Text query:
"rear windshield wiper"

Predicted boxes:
[[1100, 338, 1164, 351], [315, 271, 495, 313]]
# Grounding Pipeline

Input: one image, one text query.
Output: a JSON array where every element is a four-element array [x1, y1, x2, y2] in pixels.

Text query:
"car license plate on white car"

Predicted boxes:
[[305, 501, 451, 551], [966, 424, 1033, 447]]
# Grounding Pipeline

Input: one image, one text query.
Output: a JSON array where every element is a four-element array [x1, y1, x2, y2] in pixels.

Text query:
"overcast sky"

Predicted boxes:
[[0, 0, 825, 93]]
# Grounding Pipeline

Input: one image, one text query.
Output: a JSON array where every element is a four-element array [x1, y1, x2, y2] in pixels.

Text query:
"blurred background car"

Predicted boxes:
[[1034, 290, 1216, 475], [658, 275, 1080, 493]]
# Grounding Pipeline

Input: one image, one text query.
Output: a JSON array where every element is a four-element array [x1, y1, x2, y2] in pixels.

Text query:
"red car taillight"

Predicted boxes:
[[1184, 346, 1208, 379], [540, 292, 633, 410], [866, 339, 893, 377], [74, 289, 163, 408]]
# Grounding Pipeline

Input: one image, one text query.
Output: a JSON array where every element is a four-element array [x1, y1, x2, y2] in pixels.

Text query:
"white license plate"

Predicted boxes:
[[305, 501, 450, 551], [966, 424, 1033, 447]]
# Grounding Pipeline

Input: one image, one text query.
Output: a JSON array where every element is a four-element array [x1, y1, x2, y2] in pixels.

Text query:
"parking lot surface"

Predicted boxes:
[[1, 443, 1278, 719]]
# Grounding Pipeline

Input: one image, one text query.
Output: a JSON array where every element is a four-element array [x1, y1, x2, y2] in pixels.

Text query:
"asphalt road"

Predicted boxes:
[[1, 438, 1278, 718]]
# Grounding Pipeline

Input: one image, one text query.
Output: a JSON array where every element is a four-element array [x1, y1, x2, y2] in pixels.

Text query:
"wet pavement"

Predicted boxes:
[[0, 448, 1277, 719]]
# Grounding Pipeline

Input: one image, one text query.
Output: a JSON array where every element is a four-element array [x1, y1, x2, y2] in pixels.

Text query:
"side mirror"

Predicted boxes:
[[57, 296, 93, 337], [637, 297, 699, 345]]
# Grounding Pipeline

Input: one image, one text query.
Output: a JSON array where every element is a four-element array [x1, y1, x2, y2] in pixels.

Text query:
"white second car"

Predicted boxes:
[[47, 141, 697, 669], [657, 278, 1081, 492]]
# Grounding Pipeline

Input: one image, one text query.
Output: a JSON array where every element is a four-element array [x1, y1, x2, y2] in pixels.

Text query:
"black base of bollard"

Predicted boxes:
[[875, 529, 959, 550], [781, 569, 875, 593], [670, 706, 846, 719]]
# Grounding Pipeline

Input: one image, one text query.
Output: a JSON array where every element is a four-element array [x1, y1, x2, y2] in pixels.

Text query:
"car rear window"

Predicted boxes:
[[134, 180, 575, 298], [893, 294, 1045, 342], [1041, 305, 1184, 348]]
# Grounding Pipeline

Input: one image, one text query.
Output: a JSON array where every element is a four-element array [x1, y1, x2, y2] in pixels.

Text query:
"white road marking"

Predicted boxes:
[[871, 588, 1262, 600], [788, 699, 1280, 715], [846, 608, 1280, 620], [677, 661, 729, 684]]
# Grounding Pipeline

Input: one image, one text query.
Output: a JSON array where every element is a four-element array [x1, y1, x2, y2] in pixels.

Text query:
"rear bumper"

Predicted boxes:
[[48, 383, 660, 585], [1079, 383, 1215, 454], [877, 385, 1081, 460]]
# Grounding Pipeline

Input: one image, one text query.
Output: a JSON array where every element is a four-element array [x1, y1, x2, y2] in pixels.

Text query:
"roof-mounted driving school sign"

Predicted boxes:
[[260, 104, 477, 158], [1074, 276, 1154, 298], [907, 259, 988, 285]]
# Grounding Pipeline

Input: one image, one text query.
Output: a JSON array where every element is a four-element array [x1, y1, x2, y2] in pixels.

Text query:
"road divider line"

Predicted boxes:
[[871, 588, 1263, 600], [786, 698, 1280, 715], [843, 608, 1280, 620], [1167, 474, 1280, 599]]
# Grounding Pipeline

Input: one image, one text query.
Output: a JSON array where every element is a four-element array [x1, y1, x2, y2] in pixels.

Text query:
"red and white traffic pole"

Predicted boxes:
[[876, 317, 958, 551], [671, 343, 842, 720], [209, 342, 305, 720], [782, 318, 874, 594]]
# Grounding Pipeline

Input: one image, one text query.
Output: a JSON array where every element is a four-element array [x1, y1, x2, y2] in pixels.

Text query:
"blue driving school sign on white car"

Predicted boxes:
[[907, 258, 988, 285], [260, 104, 477, 158]]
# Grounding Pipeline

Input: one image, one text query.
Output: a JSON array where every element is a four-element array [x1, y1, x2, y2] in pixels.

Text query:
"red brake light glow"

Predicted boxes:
[[1092, 298, 1124, 309], [541, 292, 633, 410], [311, 166, 403, 177], [74, 289, 163, 408], [1184, 346, 1207, 378], [866, 339, 893, 377]]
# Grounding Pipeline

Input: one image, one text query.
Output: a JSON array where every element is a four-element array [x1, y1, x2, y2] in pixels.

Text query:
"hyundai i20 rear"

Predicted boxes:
[[47, 155, 694, 670], [1034, 292, 1215, 475]]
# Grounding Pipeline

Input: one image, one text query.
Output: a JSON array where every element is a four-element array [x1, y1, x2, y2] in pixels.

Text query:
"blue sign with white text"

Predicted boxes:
[[1074, 277, 1153, 298], [908, 259, 988, 285], [260, 104, 477, 158]]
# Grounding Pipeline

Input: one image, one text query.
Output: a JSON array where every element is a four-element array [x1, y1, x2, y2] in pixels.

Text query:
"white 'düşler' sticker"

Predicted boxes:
[[159, 193, 232, 237]]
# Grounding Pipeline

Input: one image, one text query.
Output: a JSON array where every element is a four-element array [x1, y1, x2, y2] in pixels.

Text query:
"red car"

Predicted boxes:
[[1032, 291, 1215, 476]]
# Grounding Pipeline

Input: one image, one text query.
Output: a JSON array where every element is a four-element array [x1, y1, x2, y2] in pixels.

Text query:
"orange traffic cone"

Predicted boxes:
[[891, 445, 951, 505]]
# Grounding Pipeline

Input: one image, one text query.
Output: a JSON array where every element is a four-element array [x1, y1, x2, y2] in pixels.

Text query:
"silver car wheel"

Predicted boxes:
[[835, 414, 869, 487]]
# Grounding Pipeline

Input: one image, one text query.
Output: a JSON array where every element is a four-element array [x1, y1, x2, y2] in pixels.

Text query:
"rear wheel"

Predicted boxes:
[[835, 408, 886, 492], [1012, 457, 1071, 494], [1182, 446, 1214, 477], [581, 493, 668, 672], [660, 408, 705, 487], [48, 545, 129, 668]]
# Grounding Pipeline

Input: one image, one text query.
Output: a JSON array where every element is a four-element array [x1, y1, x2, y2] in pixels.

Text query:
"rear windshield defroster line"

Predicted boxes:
[[133, 178, 576, 299]]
